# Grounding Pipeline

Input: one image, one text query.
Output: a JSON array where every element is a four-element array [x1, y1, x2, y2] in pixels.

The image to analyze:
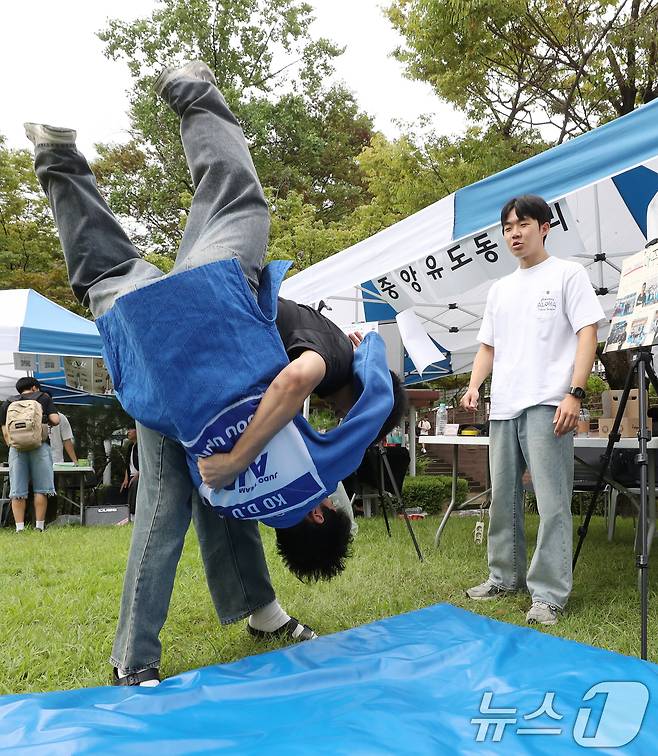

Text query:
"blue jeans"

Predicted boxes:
[[109, 424, 275, 671], [35, 75, 276, 672], [487, 405, 574, 609], [8, 444, 54, 498]]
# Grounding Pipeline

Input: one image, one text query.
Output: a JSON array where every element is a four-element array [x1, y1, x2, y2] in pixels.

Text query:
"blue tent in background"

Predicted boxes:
[[0, 289, 111, 405]]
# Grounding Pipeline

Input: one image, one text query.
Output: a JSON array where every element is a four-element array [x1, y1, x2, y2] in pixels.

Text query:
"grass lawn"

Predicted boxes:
[[1, 512, 657, 695]]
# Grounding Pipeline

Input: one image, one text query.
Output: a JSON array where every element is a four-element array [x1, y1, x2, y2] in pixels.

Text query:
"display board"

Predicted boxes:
[[604, 240, 658, 352]]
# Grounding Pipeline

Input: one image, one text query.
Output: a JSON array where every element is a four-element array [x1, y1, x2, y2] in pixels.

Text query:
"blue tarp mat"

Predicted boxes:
[[1, 603, 656, 755]]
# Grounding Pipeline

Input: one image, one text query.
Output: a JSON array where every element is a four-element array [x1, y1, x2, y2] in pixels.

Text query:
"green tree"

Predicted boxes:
[[341, 125, 546, 244], [0, 135, 83, 313], [388, 0, 658, 143], [95, 0, 374, 261]]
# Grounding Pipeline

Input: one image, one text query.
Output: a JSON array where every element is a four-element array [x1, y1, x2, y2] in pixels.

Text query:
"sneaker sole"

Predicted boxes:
[[465, 588, 514, 600], [154, 60, 216, 97], [527, 616, 558, 626], [24, 122, 77, 146]]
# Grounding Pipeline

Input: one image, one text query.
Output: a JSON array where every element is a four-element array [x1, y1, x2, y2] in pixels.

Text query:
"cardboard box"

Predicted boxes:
[[601, 389, 641, 420], [597, 416, 646, 438]]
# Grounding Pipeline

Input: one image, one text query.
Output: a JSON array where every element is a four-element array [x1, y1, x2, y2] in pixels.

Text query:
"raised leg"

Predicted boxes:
[[33, 143, 163, 317], [159, 69, 270, 290]]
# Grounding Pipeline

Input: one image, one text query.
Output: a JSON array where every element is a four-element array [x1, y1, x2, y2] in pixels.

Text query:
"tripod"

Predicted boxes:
[[376, 445, 424, 561], [573, 348, 658, 659], [351, 444, 424, 561]]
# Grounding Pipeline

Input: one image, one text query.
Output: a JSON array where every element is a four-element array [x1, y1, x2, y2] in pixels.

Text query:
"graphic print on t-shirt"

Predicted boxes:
[[536, 290, 558, 318], [184, 395, 326, 521]]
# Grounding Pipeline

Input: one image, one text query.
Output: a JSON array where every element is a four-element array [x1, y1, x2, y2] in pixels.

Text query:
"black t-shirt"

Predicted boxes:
[[276, 298, 353, 398], [0, 391, 57, 430]]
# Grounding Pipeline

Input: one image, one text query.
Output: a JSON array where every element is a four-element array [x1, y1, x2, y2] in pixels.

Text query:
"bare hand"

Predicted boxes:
[[120, 476, 129, 492], [553, 396, 581, 436], [198, 453, 241, 491], [461, 387, 479, 411], [348, 331, 363, 350]]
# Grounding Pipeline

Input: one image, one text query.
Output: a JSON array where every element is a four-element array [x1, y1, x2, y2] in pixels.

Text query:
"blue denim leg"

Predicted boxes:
[[192, 495, 275, 625], [518, 406, 574, 609], [8, 445, 55, 498], [34, 146, 164, 317], [161, 76, 270, 289], [8, 447, 29, 499], [487, 417, 528, 591], [110, 423, 194, 672], [110, 424, 276, 672]]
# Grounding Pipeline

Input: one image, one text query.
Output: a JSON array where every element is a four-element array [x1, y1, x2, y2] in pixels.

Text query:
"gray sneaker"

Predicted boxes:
[[465, 580, 511, 600], [526, 602, 559, 626], [154, 60, 217, 97], [24, 123, 77, 148]]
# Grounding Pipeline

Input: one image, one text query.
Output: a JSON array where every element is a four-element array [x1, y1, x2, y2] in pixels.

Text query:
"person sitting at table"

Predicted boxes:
[[1, 377, 60, 532]]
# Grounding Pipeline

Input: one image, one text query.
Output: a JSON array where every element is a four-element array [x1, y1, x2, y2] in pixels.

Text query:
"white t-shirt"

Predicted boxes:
[[49, 412, 74, 463], [418, 419, 431, 435], [478, 256, 606, 420]]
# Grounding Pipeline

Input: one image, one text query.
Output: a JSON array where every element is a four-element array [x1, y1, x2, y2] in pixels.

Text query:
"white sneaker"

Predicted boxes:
[[24, 123, 77, 148], [526, 601, 559, 626], [154, 60, 217, 97], [465, 580, 512, 600]]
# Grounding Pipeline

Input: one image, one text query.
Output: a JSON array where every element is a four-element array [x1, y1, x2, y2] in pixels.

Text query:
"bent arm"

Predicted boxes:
[[553, 323, 599, 436], [460, 343, 494, 411], [197, 350, 326, 489], [63, 438, 77, 463], [570, 324, 598, 389], [469, 343, 494, 389]]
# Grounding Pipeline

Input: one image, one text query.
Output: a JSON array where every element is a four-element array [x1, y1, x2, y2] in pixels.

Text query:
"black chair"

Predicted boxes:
[[607, 448, 658, 543]]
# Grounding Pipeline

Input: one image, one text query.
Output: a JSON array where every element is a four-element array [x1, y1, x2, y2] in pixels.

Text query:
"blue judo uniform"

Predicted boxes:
[[97, 258, 393, 527]]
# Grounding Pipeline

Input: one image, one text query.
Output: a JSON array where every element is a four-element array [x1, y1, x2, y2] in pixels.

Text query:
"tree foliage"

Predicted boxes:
[[95, 0, 374, 259], [388, 0, 658, 142]]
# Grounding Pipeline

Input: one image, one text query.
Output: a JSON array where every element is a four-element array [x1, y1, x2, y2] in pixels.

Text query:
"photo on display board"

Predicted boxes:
[[604, 242, 658, 352]]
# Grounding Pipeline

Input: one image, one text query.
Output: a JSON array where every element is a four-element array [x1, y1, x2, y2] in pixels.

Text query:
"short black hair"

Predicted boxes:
[[275, 506, 353, 582], [500, 195, 552, 228], [376, 371, 408, 442], [16, 377, 40, 393]]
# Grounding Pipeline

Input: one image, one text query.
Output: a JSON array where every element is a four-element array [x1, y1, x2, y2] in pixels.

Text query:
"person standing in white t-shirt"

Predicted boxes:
[[460, 195, 605, 626], [418, 417, 431, 453], [49, 410, 78, 464]]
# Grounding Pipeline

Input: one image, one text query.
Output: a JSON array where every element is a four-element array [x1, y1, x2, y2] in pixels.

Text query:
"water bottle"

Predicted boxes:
[[577, 407, 590, 437], [436, 403, 448, 435]]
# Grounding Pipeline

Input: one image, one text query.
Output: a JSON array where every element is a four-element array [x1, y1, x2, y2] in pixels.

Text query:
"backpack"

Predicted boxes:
[[3, 394, 47, 451]]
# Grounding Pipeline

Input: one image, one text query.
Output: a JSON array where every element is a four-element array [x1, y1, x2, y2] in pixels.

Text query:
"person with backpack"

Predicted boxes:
[[1, 377, 60, 532]]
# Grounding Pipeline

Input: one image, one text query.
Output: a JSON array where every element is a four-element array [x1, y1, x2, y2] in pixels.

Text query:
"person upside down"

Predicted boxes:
[[27, 60, 408, 584]]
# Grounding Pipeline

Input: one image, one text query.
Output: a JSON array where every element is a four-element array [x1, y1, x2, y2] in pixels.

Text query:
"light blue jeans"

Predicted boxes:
[[487, 405, 574, 609], [34, 75, 276, 672], [8, 443, 54, 498], [109, 424, 275, 672]]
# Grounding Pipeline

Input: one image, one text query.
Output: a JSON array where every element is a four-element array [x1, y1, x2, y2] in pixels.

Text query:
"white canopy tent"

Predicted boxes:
[[281, 98, 658, 379]]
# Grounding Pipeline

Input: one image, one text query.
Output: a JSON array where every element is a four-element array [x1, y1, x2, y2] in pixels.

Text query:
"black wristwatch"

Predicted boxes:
[[568, 386, 586, 401]]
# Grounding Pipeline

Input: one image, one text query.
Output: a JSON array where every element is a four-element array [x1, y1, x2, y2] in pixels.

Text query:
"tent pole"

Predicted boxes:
[[409, 405, 416, 476]]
